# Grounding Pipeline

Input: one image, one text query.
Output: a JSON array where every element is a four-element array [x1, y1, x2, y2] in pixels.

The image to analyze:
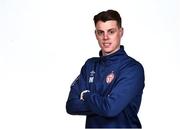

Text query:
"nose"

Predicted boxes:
[[103, 32, 109, 40]]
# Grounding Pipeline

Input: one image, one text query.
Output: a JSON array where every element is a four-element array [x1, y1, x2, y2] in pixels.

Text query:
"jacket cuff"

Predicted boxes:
[[83, 91, 91, 101]]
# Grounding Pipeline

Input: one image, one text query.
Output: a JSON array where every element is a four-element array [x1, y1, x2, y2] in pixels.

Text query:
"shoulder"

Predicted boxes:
[[84, 57, 99, 66], [80, 57, 99, 72], [122, 55, 144, 74]]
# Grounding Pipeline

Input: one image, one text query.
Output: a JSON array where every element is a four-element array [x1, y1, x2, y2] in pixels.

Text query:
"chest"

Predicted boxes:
[[86, 63, 120, 95]]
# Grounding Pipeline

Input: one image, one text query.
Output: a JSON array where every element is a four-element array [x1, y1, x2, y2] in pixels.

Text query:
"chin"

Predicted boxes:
[[103, 49, 113, 53], [104, 51, 112, 54]]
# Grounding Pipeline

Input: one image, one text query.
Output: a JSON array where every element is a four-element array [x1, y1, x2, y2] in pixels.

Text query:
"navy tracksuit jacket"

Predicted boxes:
[[66, 46, 145, 128]]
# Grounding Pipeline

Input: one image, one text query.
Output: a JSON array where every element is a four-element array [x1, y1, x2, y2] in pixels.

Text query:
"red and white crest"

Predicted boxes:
[[106, 71, 115, 84]]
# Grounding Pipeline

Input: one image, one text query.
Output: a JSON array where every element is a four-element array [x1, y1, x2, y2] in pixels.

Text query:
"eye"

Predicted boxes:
[[108, 30, 115, 35], [97, 30, 104, 36]]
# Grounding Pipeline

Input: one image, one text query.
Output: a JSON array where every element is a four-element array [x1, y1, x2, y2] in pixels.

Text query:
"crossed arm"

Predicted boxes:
[[66, 64, 144, 117]]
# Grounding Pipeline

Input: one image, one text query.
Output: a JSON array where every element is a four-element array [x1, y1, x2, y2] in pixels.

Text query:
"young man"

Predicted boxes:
[[66, 10, 145, 128]]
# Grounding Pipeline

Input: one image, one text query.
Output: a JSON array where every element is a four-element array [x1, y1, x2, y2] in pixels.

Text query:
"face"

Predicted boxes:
[[95, 20, 123, 56]]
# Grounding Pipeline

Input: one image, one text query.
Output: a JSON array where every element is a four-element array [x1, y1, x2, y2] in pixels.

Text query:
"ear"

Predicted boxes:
[[95, 30, 98, 39], [120, 27, 124, 37]]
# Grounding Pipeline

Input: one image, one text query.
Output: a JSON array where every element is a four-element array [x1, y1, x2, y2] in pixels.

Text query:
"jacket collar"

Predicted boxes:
[[99, 45, 127, 65]]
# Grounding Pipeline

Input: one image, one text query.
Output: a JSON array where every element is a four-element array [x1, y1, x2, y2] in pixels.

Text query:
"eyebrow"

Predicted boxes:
[[96, 28, 116, 32]]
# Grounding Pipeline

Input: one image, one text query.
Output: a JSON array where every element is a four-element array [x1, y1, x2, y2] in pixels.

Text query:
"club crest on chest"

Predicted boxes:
[[106, 71, 115, 84]]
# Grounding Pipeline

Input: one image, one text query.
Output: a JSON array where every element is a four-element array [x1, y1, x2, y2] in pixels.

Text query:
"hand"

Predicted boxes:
[[80, 90, 90, 101]]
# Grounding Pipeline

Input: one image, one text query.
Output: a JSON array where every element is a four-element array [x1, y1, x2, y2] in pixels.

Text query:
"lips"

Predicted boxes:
[[103, 43, 111, 48]]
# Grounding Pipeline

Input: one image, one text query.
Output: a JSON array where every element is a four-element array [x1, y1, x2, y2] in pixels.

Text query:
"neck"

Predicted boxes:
[[102, 47, 120, 56]]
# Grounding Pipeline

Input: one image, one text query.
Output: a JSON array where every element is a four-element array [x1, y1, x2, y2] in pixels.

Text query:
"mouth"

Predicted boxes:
[[103, 42, 111, 48]]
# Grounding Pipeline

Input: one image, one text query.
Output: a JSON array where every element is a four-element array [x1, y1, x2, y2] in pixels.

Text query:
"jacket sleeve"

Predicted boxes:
[[66, 64, 93, 115], [83, 63, 145, 117]]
